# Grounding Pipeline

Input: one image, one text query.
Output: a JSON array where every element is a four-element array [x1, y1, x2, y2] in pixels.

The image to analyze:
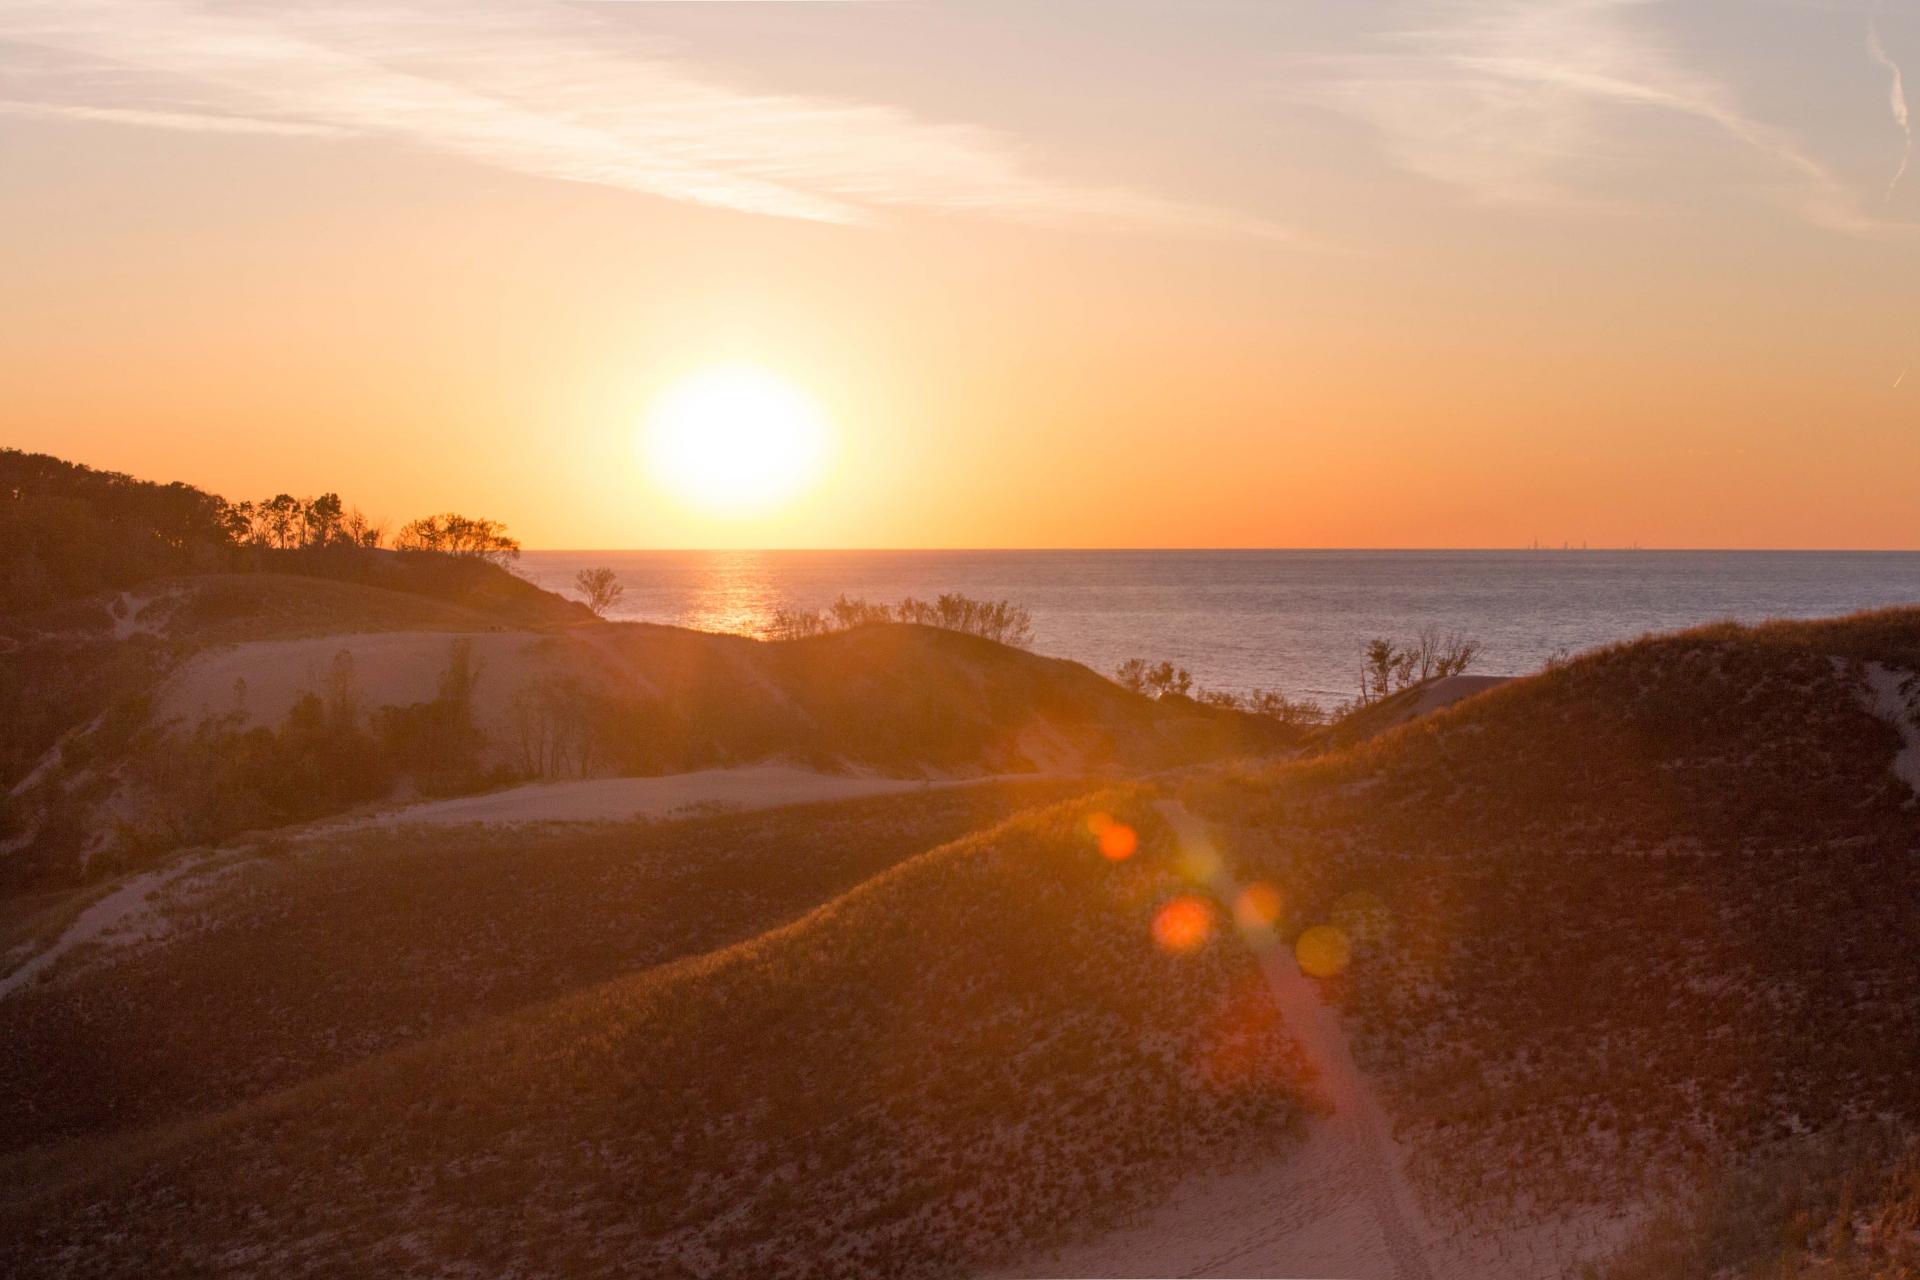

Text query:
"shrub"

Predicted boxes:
[[1115, 658, 1192, 698], [764, 593, 1036, 649]]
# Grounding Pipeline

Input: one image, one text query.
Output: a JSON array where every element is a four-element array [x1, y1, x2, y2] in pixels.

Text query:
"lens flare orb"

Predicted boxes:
[[1152, 896, 1216, 952], [1295, 924, 1352, 977]]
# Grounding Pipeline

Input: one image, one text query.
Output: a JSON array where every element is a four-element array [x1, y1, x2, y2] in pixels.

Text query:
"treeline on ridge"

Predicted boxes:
[[0, 448, 523, 612]]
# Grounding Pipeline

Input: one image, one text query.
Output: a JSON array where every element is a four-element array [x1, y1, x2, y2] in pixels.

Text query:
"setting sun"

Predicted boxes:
[[642, 366, 830, 515]]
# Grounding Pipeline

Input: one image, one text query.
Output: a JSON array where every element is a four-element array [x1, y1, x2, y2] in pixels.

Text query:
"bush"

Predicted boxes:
[[1115, 658, 1193, 698], [373, 639, 492, 795], [765, 593, 1036, 649], [119, 653, 393, 855]]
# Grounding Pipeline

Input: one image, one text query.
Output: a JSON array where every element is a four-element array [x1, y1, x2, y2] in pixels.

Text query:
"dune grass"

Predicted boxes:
[[2, 789, 1303, 1278], [1184, 609, 1920, 1223], [0, 780, 1082, 1156]]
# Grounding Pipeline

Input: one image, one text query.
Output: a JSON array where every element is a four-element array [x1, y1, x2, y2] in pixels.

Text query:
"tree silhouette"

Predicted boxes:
[[394, 513, 520, 565], [574, 567, 624, 617]]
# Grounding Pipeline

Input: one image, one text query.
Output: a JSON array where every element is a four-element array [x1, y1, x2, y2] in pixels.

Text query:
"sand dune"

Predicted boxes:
[[155, 629, 548, 733], [998, 802, 1630, 1280], [342, 765, 978, 828]]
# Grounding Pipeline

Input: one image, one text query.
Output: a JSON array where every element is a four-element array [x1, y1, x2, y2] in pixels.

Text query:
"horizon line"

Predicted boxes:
[[515, 545, 1920, 555]]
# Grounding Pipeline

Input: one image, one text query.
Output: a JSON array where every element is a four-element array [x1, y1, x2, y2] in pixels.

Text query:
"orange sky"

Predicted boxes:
[[4, 0, 1920, 549]]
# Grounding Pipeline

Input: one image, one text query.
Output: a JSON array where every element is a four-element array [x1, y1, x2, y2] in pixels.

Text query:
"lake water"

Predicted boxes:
[[517, 551, 1920, 707]]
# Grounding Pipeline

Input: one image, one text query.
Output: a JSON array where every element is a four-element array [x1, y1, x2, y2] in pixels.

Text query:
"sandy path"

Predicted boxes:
[[995, 801, 1437, 1280], [1158, 799, 1436, 1280], [0, 856, 209, 1001], [998, 801, 1625, 1280], [335, 765, 982, 829]]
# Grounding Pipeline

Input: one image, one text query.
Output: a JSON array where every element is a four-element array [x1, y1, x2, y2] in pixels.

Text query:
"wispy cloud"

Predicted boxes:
[[0, 0, 1276, 237], [1868, 18, 1912, 201], [1297, 0, 1901, 234], [0, 98, 352, 137]]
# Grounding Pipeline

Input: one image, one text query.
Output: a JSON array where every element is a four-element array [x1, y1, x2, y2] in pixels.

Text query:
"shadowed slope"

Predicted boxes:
[[1185, 609, 1920, 1244], [2, 793, 1303, 1279], [0, 781, 1079, 1155]]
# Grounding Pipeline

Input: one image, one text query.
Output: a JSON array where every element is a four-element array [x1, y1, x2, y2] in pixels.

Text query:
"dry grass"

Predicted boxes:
[[1185, 609, 1920, 1221], [1, 790, 1303, 1278], [1595, 1123, 1920, 1279], [0, 781, 1080, 1155]]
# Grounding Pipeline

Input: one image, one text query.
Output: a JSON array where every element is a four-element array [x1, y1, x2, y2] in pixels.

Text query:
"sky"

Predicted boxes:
[[3, 0, 1920, 549]]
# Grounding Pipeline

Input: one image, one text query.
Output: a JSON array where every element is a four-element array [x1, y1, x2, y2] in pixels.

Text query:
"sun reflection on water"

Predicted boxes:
[[679, 551, 782, 637]]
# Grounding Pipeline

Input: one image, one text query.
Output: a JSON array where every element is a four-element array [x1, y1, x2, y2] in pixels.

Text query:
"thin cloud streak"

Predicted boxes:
[[0, 0, 1277, 237], [1868, 18, 1912, 201], [0, 98, 353, 136], [1298, 0, 1905, 235]]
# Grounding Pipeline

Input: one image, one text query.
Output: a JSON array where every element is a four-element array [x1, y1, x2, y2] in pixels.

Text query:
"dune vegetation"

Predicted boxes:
[[1182, 609, 1920, 1269], [0, 780, 1079, 1154], [1, 792, 1303, 1278]]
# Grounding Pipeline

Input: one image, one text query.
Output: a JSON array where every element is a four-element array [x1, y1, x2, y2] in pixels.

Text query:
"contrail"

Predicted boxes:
[[1870, 19, 1912, 202]]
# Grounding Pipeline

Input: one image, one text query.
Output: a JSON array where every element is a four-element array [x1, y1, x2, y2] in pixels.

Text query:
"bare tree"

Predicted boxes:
[[574, 567, 624, 617], [1361, 638, 1401, 704], [1432, 630, 1480, 678], [1406, 624, 1480, 681], [342, 507, 383, 549], [1361, 627, 1481, 703]]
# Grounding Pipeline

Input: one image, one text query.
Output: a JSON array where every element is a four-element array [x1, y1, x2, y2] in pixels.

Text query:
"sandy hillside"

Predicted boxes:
[[155, 627, 558, 737], [148, 618, 1297, 780], [342, 765, 976, 827], [0, 793, 1303, 1278], [998, 802, 1635, 1280]]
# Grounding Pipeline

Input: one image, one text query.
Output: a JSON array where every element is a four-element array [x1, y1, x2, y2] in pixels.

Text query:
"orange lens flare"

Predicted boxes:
[[1295, 924, 1352, 977], [1152, 896, 1216, 952], [1233, 882, 1283, 929], [1088, 812, 1137, 860]]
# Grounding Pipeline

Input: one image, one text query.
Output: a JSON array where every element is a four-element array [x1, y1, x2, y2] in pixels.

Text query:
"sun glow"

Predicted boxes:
[[643, 365, 831, 514]]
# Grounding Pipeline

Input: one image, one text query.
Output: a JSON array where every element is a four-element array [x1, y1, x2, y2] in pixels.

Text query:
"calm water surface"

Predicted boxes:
[[518, 551, 1920, 706]]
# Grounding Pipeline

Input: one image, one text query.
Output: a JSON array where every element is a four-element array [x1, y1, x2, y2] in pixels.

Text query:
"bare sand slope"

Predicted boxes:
[[1860, 662, 1920, 798], [155, 630, 551, 732], [1406, 674, 1509, 718], [995, 801, 1623, 1280], [341, 765, 956, 828]]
